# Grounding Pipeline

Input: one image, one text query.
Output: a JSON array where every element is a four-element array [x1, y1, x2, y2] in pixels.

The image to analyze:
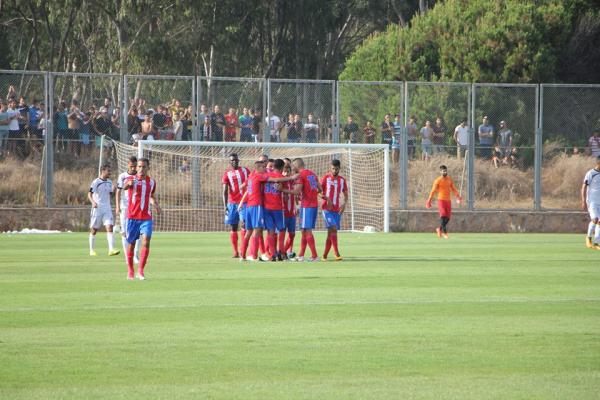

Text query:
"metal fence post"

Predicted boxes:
[[263, 78, 268, 143], [401, 81, 409, 209], [45, 72, 54, 207], [123, 75, 129, 143], [332, 82, 337, 144], [535, 84, 543, 211], [468, 84, 475, 211]]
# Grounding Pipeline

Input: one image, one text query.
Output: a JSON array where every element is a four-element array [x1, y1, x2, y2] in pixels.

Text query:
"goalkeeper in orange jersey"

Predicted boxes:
[[426, 165, 462, 239]]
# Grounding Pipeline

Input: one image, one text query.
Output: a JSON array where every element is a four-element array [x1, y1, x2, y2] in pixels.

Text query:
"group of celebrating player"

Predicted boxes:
[[222, 154, 348, 262]]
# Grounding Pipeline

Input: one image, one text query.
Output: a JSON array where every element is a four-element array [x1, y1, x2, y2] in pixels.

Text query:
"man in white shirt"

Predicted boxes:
[[453, 118, 469, 160], [269, 113, 281, 142], [116, 156, 140, 263], [581, 156, 600, 248], [88, 164, 120, 256]]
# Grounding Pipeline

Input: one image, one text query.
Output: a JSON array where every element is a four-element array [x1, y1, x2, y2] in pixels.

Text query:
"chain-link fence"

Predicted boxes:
[[197, 77, 266, 142], [540, 84, 600, 209], [405, 82, 471, 208], [0, 70, 48, 206], [1, 70, 599, 212], [268, 79, 335, 143], [124, 75, 195, 143], [49, 73, 122, 205], [472, 84, 538, 209]]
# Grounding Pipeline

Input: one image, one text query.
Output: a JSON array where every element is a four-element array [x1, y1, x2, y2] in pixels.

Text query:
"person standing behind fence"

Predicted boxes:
[[454, 118, 469, 160], [406, 116, 418, 160], [588, 131, 600, 158], [269, 112, 281, 142], [0, 100, 17, 158], [497, 120, 513, 159], [432, 117, 446, 154], [364, 120, 376, 144], [420, 120, 434, 161], [478, 116, 494, 159], [305, 113, 319, 143], [252, 109, 262, 142], [6, 99, 21, 157], [68, 101, 83, 155], [381, 114, 393, 149], [239, 108, 253, 142], [127, 106, 141, 143], [287, 114, 302, 143], [392, 114, 402, 164], [211, 105, 225, 141], [225, 107, 239, 142]]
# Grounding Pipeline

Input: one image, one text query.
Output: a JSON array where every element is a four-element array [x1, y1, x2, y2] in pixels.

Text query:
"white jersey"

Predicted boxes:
[[90, 178, 114, 211], [584, 168, 600, 204], [455, 125, 469, 146], [117, 171, 136, 210]]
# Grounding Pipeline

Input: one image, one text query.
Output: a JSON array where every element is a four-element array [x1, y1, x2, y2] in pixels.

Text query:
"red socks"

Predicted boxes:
[[126, 249, 134, 277], [285, 233, 295, 253], [230, 231, 239, 256], [330, 232, 339, 256], [277, 231, 286, 256], [251, 235, 260, 259], [267, 233, 276, 258], [323, 236, 332, 258], [258, 233, 265, 254], [299, 231, 307, 257], [139, 247, 149, 275], [305, 232, 317, 259], [241, 233, 251, 258]]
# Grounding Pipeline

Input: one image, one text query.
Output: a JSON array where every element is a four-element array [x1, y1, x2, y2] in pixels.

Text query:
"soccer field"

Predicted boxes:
[[0, 232, 599, 399]]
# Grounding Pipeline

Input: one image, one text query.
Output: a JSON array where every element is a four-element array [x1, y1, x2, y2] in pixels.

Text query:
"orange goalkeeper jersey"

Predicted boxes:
[[428, 176, 459, 201]]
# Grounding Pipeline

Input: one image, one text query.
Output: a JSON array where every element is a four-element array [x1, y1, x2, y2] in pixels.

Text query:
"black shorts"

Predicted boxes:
[[9, 130, 21, 139]]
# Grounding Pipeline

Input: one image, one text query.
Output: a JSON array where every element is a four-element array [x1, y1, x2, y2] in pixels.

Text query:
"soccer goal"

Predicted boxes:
[[111, 140, 390, 233]]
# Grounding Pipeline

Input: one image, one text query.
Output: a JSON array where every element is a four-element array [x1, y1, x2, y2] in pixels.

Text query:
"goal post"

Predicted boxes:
[[112, 140, 389, 233]]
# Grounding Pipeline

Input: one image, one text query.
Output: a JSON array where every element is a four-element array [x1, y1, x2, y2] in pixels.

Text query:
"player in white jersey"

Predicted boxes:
[[88, 164, 120, 256], [116, 156, 140, 264], [581, 156, 600, 249]]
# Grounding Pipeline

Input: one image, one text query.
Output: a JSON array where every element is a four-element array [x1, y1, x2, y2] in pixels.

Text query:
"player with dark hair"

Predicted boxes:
[[426, 165, 461, 239], [321, 159, 348, 260], [281, 163, 297, 260], [222, 153, 250, 257], [88, 164, 120, 257], [281, 158, 322, 261], [122, 158, 161, 280], [116, 156, 139, 264]]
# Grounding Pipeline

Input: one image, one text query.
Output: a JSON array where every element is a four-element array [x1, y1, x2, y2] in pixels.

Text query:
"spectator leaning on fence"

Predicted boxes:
[[7, 98, 21, 157], [588, 131, 600, 158]]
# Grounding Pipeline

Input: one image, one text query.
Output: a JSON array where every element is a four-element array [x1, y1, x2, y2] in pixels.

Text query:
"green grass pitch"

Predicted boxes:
[[0, 232, 599, 399]]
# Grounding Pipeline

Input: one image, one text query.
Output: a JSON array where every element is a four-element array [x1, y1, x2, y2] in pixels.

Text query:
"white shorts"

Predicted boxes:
[[90, 208, 114, 230], [588, 203, 600, 220], [119, 212, 128, 236]]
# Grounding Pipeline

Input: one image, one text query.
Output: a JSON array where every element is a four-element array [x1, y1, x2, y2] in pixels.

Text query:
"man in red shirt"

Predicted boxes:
[[238, 160, 296, 261], [263, 159, 287, 261], [224, 108, 238, 142], [282, 163, 297, 260], [320, 159, 348, 260], [281, 158, 322, 262], [222, 153, 250, 257], [122, 158, 161, 280]]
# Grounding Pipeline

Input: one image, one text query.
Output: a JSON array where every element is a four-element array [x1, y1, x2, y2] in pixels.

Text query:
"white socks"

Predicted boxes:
[[89, 235, 96, 252], [107, 232, 114, 252], [594, 224, 600, 244], [588, 222, 595, 238]]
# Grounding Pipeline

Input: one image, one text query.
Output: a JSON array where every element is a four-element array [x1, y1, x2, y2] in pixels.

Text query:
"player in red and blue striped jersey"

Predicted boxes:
[[122, 158, 161, 280], [264, 159, 287, 261], [281, 163, 297, 260], [281, 158, 322, 262], [320, 159, 348, 261], [222, 153, 250, 257]]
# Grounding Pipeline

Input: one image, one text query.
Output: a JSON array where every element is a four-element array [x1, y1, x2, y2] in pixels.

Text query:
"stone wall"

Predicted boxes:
[[0, 207, 590, 233]]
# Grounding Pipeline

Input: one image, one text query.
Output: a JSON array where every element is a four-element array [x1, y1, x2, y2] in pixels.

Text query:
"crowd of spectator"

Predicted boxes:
[[1, 83, 597, 170]]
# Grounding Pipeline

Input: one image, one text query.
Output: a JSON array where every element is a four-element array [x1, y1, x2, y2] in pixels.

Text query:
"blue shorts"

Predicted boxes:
[[245, 205, 264, 230], [126, 219, 153, 244], [284, 216, 296, 233], [239, 203, 247, 223], [264, 209, 285, 231], [322, 210, 341, 230], [224, 203, 240, 225], [300, 207, 318, 230]]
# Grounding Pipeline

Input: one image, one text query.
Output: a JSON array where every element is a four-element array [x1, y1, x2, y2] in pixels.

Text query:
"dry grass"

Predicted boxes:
[[0, 150, 593, 209]]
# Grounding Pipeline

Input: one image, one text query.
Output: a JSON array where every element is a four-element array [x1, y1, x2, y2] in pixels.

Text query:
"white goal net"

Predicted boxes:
[[111, 140, 389, 232]]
